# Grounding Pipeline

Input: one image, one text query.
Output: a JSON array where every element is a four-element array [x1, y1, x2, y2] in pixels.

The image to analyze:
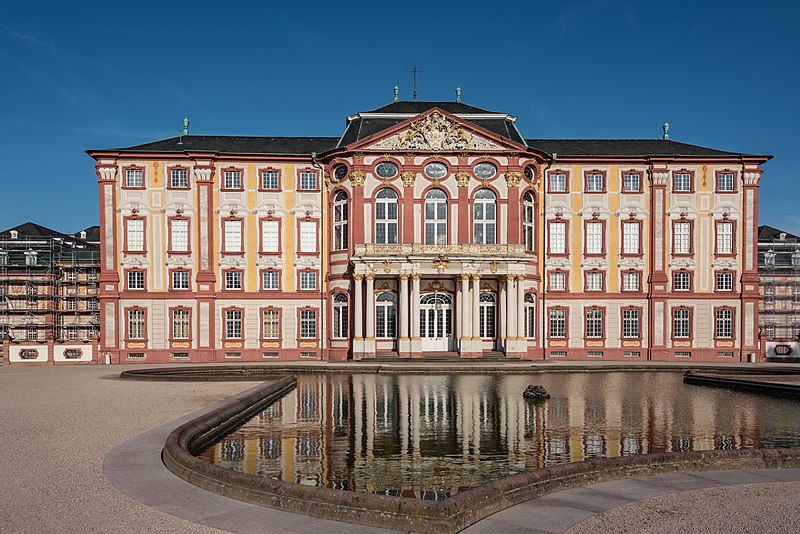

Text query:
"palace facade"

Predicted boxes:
[[87, 100, 770, 363]]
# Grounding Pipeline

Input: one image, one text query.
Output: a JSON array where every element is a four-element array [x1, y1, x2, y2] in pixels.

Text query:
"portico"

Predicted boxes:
[[350, 243, 535, 359]]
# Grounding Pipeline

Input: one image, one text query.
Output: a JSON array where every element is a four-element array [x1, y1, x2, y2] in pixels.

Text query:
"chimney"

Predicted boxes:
[[662, 122, 669, 140]]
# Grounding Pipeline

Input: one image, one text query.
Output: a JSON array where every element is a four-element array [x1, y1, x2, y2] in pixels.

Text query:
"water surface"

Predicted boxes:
[[197, 372, 800, 499]]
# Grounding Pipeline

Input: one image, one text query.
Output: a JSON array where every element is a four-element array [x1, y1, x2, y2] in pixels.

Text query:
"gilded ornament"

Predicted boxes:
[[382, 153, 391, 161], [471, 273, 481, 281], [456, 172, 471, 188], [365, 273, 376, 281], [505, 172, 523, 188], [489, 261, 498, 274], [430, 178, 441, 188], [398, 273, 409, 281], [401, 171, 416, 187], [383, 260, 392, 273], [481, 178, 490, 189], [353, 273, 364, 281], [411, 273, 422, 280], [379, 282, 391, 290], [349, 171, 366, 187]]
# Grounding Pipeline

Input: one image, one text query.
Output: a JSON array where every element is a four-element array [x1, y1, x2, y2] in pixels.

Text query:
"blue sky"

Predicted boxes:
[[0, 0, 796, 234]]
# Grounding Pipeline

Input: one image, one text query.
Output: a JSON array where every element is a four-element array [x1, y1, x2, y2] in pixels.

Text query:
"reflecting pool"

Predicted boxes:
[[196, 372, 800, 499]]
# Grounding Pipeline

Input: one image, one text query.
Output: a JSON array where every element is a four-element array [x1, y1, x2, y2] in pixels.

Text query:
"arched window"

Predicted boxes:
[[424, 188, 448, 245], [479, 292, 496, 338], [375, 292, 397, 338], [375, 189, 398, 244], [333, 191, 348, 251], [332, 293, 348, 339], [523, 192, 535, 252], [473, 189, 496, 244], [524, 293, 536, 338]]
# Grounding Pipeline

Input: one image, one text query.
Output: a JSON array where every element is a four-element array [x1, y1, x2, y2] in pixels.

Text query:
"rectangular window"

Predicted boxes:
[[172, 309, 190, 339], [127, 271, 145, 290], [128, 309, 145, 340], [585, 308, 603, 339], [673, 309, 691, 339], [549, 308, 566, 338], [65, 269, 76, 282], [172, 352, 189, 360], [673, 271, 691, 291], [261, 219, 279, 252], [623, 173, 640, 192], [261, 170, 279, 190], [170, 169, 188, 188], [225, 309, 242, 339], [622, 309, 640, 339], [26, 285, 37, 308], [262, 309, 280, 339], [675, 351, 692, 358], [586, 172, 604, 192], [717, 172, 735, 192], [586, 271, 603, 291], [223, 170, 242, 189], [622, 222, 640, 255], [171, 219, 189, 252], [549, 173, 567, 192], [299, 171, 317, 190], [587, 351, 604, 358], [66, 326, 78, 340], [172, 270, 189, 290], [623, 271, 640, 291], [225, 352, 241, 359], [27, 326, 38, 341], [624, 351, 640, 358], [263, 352, 279, 359], [550, 351, 567, 358], [550, 271, 566, 291], [764, 285, 774, 303], [717, 222, 733, 255], [224, 271, 242, 290], [66, 298, 77, 311], [300, 309, 317, 338], [716, 272, 734, 291], [549, 221, 566, 254], [674, 172, 692, 192], [674, 222, 691, 254], [127, 353, 145, 360], [125, 168, 143, 188], [300, 271, 317, 290], [127, 219, 144, 252], [223, 219, 242, 252], [262, 270, 279, 290], [585, 222, 603, 255], [716, 308, 733, 338], [717, 351, 734, 358], [299, 221, 317, 253]]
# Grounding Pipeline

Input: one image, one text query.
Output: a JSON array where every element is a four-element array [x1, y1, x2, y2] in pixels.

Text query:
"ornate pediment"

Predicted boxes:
[[367, 111, 505, 151]]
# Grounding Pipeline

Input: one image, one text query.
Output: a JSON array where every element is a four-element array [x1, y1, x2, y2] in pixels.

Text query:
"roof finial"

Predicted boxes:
[[455, 86, 461, 103], [183, 117, 190, 136], [662, 122, 669, 140], [393, 86, 399, 102]]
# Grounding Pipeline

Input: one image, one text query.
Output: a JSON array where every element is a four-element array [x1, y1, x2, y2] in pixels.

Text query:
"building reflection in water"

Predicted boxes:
[[196, 372, 800, 499]]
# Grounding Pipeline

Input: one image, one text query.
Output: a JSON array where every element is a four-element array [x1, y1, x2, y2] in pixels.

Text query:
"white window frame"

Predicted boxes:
[[225, 309, 242, 339], [585, 222, 603, 255], [717, 222, 733, 255], [478, 292, 496, 338], [299, 171, 317, 191], [223, 219, 242, 253], [586, 271, 603, 291], [623, 271, 640, 292], [550, 271, 567, 291], [717, 172, 735, 192], [125, 168, 143, 188], [172, 270, 190, 290], [716, 272, 734, 291], [172, 308, 190, 339], [549, 221, 566, 255], [549, 308, 566, 338], [674, 172, 692, 192], [473, 189, 496, 245], [127, 219, 144, 252], [674, 222, 691, 254], [299, 309, 317, 338], [223, 170, 242, 189], [716, 308, 733, 339], [673, 308, 691, 339], [674, 271, 691, 291], [622, 222, 639, 255], [586, 308, 603, 339], [375, 292, 397, 338], [128, 309, 145, 340], [300, 271, 317, 290], [170, 169, 188, 188], [623, 173, 640, 192], [262, 309, 280, 339], [332, 294, 348, 339], [523, 192, 535, 252], [261, 170, 279, 190], [622, 309, 640, 339], [424, 189, 448, 245], [224, 271, 242, 290], [333, 191, 348, 251], [586, 173, 604, 192], [549, 173, 567, 192], [171, 218, 189, 252], [375, 189, 399, 245], [524, 294, 536, 338], [299, 220, 317, 253], [262, 270, 279, 290], [261, 219, 279, 253], [127, 271, 145, 290]]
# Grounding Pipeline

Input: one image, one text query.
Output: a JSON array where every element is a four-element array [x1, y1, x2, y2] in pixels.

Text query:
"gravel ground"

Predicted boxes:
[[0, 364, 260, 534], [568, 481, 800, 534]]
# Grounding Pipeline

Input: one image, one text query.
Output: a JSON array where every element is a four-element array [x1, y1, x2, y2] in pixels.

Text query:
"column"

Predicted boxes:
[[353, 274, 364, 339], [516, 275, 526, 340], [506, 274, 517, 339], [499, 275, 507, 343], [472, 274, 481, 339], [411, 273, 421, 339], [455, 275, 463, 339], [365, 273, 375, 340], [461, 274, 471, 340], [399, 273, 409, 339]]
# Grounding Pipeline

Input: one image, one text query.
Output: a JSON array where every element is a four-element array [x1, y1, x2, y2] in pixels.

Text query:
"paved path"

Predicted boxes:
[[3, 363, 800, 533]]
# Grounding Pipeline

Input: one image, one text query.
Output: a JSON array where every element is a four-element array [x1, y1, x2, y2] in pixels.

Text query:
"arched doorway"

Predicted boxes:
[[420, 292, 453, 351]]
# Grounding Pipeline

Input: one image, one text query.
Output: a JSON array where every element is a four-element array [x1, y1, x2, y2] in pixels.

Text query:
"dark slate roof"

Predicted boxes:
[[524, 139, 764, 158], [759, 225, 800, 242], [338, 101, 525, 147], [0, 222, 98, 250], [366, 101, 495, 114], [72, 226, 100, 243], [92, 136, 339, 155]]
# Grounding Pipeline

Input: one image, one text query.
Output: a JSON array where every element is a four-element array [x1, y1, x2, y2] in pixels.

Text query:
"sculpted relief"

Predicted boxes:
[[369, 112, 504, 151]]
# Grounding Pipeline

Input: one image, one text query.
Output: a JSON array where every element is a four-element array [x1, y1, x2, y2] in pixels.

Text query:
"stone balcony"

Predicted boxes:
[[353, 243, 528, 259]]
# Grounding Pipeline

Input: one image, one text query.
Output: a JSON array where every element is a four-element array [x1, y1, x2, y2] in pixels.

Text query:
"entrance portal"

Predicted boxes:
[[419, 293, 453, 351]]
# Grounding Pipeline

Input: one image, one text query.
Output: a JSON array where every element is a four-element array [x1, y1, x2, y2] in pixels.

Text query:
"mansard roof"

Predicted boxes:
[[97, 136, 339, 156], [759, 225, 800, 243], [0, 222, 98, 250], [87, 101, 771, 160], [337, 101, 526, 147]]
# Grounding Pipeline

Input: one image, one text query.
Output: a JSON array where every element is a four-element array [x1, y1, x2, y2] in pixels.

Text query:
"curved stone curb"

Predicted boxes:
[[684, 371, 800, 398], [161, 371, 800, 534]]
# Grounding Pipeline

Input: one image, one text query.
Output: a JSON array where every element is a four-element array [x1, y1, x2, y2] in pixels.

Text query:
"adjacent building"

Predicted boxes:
[[758, 225, 800, 360], [0, 223, 100, 364], [87, 99, 770, 363]]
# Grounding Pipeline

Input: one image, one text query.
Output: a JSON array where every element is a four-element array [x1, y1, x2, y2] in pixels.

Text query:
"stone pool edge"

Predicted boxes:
[[160, 371, 800, 534]]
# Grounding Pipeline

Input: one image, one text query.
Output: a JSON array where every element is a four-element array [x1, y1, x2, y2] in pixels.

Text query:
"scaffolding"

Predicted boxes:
[[0, 229, 99, 346], [759, 230, 800, 342]]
